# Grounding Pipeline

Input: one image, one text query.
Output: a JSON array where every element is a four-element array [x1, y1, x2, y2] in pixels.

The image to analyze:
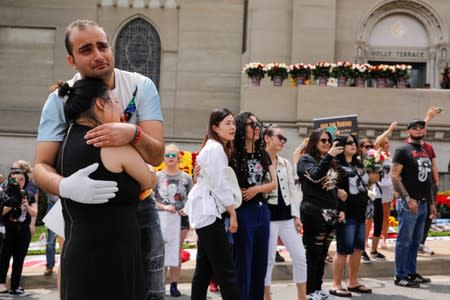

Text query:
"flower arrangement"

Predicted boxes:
[[352, 63, 371, 79], [330, 61, 353, 78], [311, 61, 332, 78], [289, 63, 312, 80], [242, 62, 266, 79], [264, 62, 289, 80], [436, 191, 450, 218], [369, 64, 395, 79], [392, 64, 412, 80], [363, 149, 385, 172]]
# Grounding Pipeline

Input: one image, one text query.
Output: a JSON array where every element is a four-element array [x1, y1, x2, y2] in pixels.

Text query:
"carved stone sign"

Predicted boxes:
[[367, 48, 428, 60]]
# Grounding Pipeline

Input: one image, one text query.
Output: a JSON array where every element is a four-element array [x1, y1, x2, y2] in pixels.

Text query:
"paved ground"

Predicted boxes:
[[3, 276, 450, 300]]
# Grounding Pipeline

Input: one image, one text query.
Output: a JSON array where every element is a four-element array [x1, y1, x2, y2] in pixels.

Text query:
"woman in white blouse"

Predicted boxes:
[[263, 126, 307, 300], [185, 108, 240, 300]]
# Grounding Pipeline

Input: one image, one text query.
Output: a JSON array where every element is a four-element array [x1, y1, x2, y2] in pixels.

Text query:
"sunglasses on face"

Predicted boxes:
[[271, 134, 288, 143], [164, 152, 177, 158], [245, 121, 262, 129], [319, 138, 331, 144], [362, 144, 374, 149], [345, 140, 356, 146], [410, 124, 425, 130]]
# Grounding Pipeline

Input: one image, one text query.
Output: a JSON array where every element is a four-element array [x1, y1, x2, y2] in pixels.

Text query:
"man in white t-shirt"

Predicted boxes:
[[34, 20, 165, 299]]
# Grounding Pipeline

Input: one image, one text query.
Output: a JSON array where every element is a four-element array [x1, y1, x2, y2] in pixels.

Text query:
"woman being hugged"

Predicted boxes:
[[263, 126, 307, 300], [184, 108, 240, 300], [230, 112, 277, 300], [297, 129, 345, 300], [55, 78, 156, 300]]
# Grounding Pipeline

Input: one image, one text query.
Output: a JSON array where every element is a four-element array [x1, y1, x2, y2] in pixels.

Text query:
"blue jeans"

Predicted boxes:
[[137, 196, 165, 300], [335, 219, 366, 255], [233, 202, 270, 300], [45, 197, 57, 269], [395, 199, 427, 279]]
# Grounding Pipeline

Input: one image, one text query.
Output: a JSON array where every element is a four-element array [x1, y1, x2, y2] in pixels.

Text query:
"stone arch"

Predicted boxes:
[[113, 15, 161, 88], [355, 0, 449, 87]]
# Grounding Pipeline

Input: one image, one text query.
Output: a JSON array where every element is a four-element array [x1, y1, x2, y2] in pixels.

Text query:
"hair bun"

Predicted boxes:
[[57, 81, 71, 98]]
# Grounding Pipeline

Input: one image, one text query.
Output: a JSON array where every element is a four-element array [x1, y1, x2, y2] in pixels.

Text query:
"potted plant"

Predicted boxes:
[[352, 63, 371, 87], [289, 63, 311, 86], [242, 62, 266, 86], [311, 61, 332, 86], [330, 61, 353, 87], [369, 64, 395, 88], [393, 64, 412, 88], [264, 62, 289, 86]]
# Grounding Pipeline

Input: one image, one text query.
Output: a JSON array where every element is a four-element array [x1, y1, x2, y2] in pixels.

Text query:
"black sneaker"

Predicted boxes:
[[394, 277, 420, 288], [9, 288, 26, 295], [361, 251, 372, 263], [408, 273, 431, 284], [370, 251, 386, 261], [170, 282, 181, 297], [275, 251, 285, 263]]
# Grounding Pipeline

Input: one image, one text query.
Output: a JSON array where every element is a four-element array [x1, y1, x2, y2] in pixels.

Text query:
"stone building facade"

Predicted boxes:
[[1, 0, 450, 177]]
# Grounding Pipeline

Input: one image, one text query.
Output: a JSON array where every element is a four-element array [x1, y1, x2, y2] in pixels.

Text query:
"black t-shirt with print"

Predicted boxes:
[[393, 142, 432, 202], [242, 151, 271, 205]]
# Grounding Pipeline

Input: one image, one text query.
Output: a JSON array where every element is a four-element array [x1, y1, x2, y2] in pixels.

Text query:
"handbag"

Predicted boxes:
[[321, 208, 339, 226]]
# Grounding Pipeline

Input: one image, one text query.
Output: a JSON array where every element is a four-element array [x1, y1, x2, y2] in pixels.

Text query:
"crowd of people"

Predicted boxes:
[[0, 17, 444, 300]]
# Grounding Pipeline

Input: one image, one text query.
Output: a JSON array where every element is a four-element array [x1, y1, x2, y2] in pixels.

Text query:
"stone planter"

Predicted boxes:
[[397, 78, 408, 88], [250, 76, 261, 86], [376, 78, 387, 88], [337, 76, 347, 87], [355, 77, 366, 88], [272, 75, 284, 87], [295, 76, 305, 86], [318, 76, 328, 87]]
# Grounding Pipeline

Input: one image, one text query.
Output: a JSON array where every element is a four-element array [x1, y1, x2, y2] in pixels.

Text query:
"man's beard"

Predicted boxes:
[[410, 134, 425, 142]]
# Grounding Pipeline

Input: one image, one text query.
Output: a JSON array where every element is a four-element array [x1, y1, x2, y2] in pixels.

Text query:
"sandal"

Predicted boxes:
[[329, 288, 352, 297], [347, 285, 372, 294], [325, 254, 334, 264]]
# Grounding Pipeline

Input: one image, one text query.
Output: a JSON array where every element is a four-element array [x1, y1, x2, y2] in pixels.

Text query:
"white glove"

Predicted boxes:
[[59, 163, 118, 204]]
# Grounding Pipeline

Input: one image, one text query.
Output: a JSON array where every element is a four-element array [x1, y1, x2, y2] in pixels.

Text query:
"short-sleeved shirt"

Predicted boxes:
[[155, 171, 193, 211], [393, 143, 432, 202], [37, 68, 163, 141]]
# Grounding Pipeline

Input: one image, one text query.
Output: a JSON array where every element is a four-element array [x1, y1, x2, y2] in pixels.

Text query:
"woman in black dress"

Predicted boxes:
[[56, 78, 156, 300]]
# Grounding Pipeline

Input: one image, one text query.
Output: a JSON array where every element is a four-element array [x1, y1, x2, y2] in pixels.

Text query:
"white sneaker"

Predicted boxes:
[[316, 290, 336, 300], [418, 244, 435, 255], [308, 292, 321, 300]]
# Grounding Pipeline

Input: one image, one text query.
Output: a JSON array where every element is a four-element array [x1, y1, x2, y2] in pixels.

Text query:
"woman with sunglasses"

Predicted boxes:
[[185, 108, 240, 300], [370, 122, 397, 254], [230, 112, 276, 300], [155, 143, 193, 297], [358, 138, 374, 160], [262, 126, 307, 300], [297, 129, 345, 300], [330, 134, 372, 297]]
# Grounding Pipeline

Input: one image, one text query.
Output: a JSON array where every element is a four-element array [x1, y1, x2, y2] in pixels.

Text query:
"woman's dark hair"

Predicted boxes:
[[262, 125, 275, 148], [56, 78, 110, 125], [303, 129, 332, 162], [230, 112, 270, 187], [334, 134, 363, 168], [201, 108, 234, 159]]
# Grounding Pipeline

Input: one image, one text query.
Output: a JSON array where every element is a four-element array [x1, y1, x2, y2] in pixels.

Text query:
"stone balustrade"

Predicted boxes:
[[97, 0, 177, 8]]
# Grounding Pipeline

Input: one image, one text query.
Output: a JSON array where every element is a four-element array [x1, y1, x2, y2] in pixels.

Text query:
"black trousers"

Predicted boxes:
[[0, 222, 31, 290], [191, 218, 240, 300], [301, 212, 336, 295], [372, 198, 383, 237]]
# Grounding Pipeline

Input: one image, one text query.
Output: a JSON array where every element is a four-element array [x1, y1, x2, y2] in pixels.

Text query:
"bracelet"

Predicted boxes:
[[131, 125, 142, 145], [139, 189, 153, 201]]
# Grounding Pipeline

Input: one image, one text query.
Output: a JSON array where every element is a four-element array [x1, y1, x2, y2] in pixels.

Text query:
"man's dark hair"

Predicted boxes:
[[64, 20, 104, 56]]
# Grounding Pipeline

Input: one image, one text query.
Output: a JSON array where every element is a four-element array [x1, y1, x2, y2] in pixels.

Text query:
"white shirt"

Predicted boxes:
[[184, 139, 234, 229]]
